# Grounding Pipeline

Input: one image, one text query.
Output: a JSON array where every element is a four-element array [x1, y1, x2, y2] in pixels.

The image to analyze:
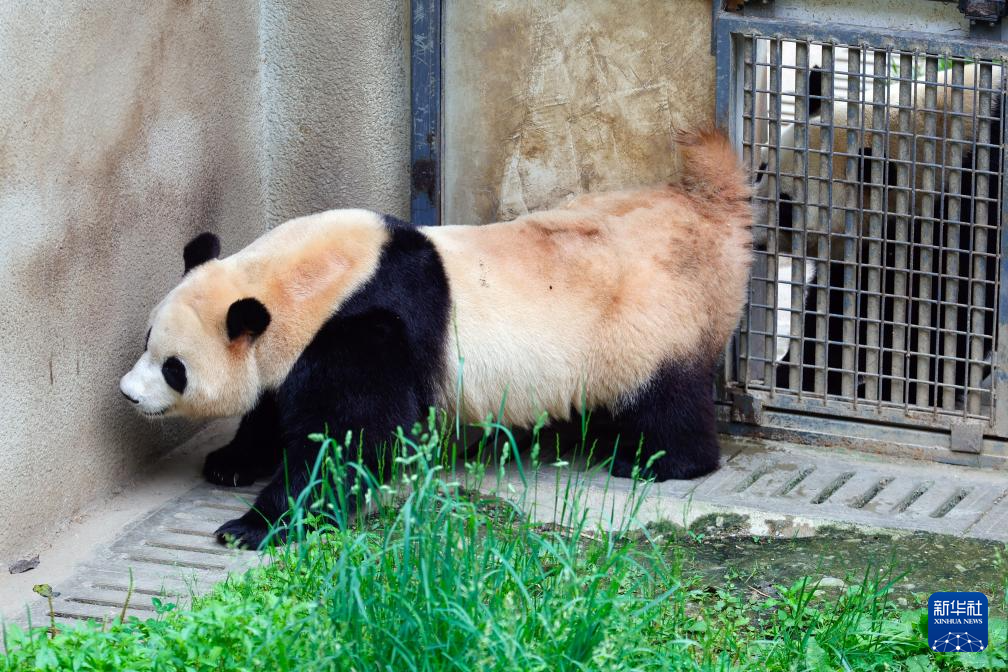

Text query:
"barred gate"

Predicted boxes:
[[714, 3, 1008, 468]]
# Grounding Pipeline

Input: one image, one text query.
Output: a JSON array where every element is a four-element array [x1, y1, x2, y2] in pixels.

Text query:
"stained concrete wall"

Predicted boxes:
[[443, 0, 716, 225], [0, 0, 409, 564]]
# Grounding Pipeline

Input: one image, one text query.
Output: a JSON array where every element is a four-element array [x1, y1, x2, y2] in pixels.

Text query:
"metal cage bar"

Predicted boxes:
[[814, 46, 835, 398]]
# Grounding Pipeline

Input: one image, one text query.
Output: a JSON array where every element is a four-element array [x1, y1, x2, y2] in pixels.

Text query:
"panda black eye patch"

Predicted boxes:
[[162, 356, 187, 394]]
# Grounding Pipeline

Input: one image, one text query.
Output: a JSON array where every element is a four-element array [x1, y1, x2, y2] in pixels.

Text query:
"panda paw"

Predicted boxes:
[[214, 513, 284, 550], [203, 447, 260, 487]]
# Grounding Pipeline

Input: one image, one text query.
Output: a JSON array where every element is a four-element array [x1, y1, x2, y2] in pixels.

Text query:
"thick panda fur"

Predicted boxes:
[[119, 129, 753, 549]]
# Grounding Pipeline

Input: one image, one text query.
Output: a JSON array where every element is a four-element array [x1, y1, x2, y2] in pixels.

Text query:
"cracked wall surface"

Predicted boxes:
[[443, 0, 716, 225], [0, 0, 409, 564]]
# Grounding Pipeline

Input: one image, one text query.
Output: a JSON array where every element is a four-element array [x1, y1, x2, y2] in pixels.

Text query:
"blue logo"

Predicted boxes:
[[928, 592, 988, 652]]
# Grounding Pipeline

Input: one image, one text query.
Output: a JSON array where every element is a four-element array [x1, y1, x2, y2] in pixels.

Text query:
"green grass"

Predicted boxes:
[[2, 412, 1006, 671]]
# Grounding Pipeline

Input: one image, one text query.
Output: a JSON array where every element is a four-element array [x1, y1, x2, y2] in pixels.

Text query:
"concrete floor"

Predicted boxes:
[[2, 424, 1005, 630]]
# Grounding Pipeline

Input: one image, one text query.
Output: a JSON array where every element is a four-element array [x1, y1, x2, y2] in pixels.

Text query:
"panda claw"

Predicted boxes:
[[214, 514, 274, 550], [204, 468, 257, 487], [203, 448, 259, 487]]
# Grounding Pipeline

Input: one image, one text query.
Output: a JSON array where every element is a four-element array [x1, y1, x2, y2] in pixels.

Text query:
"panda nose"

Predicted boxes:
[[121, 389, 139, 404]]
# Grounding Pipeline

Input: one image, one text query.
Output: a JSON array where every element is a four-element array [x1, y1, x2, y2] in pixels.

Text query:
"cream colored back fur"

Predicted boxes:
[[425, 130, 753, 426]]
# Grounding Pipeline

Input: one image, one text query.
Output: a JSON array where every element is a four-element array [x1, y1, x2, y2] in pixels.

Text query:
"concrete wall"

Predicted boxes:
[[0, 0, 410, 564], [258, 1, 411, 221], [443, 0, 715, 225]]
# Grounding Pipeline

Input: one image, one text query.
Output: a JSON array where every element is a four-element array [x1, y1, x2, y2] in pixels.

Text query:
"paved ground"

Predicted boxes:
[[0, 419, 257, 630], [3, 426, 1005, 630], [12, 480, 261, 627]]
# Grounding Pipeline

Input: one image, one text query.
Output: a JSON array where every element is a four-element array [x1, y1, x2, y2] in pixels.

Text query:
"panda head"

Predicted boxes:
[[119, 232, 272, 419], [751, 66, 826, 249]]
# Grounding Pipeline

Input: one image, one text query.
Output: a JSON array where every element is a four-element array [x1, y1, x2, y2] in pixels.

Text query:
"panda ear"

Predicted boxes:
[[807, 67, 824, 119], [226, 298, 271, 341], [183, 232, 220, 274]]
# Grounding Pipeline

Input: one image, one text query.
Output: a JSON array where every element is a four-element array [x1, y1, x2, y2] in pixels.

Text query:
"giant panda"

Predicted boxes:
[[758, 64, 1003, 405], [119, 129, 753, 549]]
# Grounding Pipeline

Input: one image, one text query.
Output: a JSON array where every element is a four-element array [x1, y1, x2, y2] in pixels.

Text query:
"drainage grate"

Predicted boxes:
[[689, 441, 1007, 537], [14, 442, 1008, 629], [482, 439, 1008, 541], [18, 481, 259, 627]]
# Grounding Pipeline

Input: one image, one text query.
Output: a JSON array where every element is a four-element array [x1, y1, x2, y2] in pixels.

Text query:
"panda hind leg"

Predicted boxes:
[[608, 361, 720, 482], [203, 392, 283, 487]]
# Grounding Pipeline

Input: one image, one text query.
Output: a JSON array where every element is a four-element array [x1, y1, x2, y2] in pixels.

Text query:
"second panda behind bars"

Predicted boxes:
[[752, 61, 1003, 408]]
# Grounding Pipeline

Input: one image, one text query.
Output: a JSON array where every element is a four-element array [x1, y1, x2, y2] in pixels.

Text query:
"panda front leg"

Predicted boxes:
[[202, 391, 282, 487], [212, 407, 403, 549], [214, 310, 420, 548], [211, 436, 316, 550], [608, 361, 720, 481]]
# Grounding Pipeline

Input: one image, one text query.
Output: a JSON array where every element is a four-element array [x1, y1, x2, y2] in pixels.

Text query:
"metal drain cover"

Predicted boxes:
[[11, 437, 1006, 630], [15, 481, 260, 627]]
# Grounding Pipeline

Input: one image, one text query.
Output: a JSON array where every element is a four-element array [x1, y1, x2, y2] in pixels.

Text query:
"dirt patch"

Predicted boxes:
[[664, 521, 1008, 616]]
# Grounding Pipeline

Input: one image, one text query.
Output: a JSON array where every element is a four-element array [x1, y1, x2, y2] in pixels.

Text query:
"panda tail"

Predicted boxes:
[[673, 126, 752, 209]]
